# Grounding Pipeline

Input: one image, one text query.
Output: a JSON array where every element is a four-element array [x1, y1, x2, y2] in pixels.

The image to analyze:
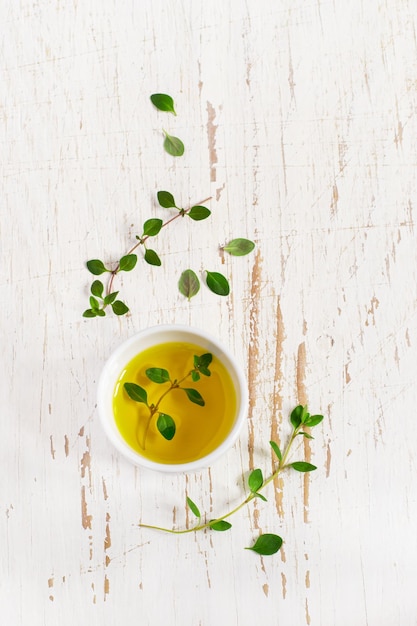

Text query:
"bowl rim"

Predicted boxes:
[[97, 324, 248, 473]]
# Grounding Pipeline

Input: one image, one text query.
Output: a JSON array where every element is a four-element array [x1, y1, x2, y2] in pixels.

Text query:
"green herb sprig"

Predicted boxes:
[[124, 353, 213, 449], [139, 405, 323, 556], [83, 191, 212, 318]]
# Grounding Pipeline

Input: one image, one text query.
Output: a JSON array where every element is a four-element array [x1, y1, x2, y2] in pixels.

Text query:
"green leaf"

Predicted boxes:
[[303, 414, 324, 428], [252, 492, 268, 502], [298, 431, 314, 439], [144, 249, 162, 266], [178, 269, 200, 300], [269, 441, 282, 461], [83, 309, 97, 318], [157, 190, 176, 208], [191, 371, 200, 382], [103, 291, 118, 305], [111, 300, 129, 315], [186, 497, 201, 519], [291, 462, 317, 473], [246, 534, 283, 556], [89, 296, 100, 311], [91, 280, 104, 298], [182, 388, 205, 406], [195, 353, 212, 370], [248, 469, 263, 493], [150, 93, 177, 115], [223, 238, 256, 256], [163, 132, 184, 157], [86, 259, 109, 275], [209, 520, 232, 532], [143, 218, 163, 237], [187, 206, 211, 221], [124, 383, 148, 405], [145, 367, 170, 384], [205, 271, 230, 296], [156, 413, 176, 440], [290, 405, 304, 429], [96, 309, 106, 317], [119, 254, 137, 272]]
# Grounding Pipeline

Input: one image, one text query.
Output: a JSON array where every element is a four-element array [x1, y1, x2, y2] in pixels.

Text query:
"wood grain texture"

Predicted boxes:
[[1, 1, 417, 624]]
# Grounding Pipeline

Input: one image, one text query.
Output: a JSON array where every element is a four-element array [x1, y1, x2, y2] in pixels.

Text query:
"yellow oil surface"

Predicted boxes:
[[113, 341, 237, 464]]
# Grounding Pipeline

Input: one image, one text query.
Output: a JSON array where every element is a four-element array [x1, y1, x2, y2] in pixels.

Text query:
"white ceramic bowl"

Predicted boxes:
[[97, 324, 248, 473]]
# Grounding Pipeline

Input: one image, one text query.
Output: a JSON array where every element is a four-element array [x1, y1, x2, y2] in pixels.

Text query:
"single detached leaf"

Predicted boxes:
[[209, 520, 232, 532], [182, 388, 205, 406], [246, 534, 283, 556], [290, 405, 304, 429], [248, 468, 264, 493], [91, 280, 104, 298], [303, 414, 324, 428], [83, 309, 97, 318], [186, 497, 201, 519], [205, 271, 230, 296], [191, 371, 200, 382], [124, 383, 148, 405], [157, 190, 176, 208], [103, 291, 119, 305], [156, 413, 176, 440], [187, 205, 211, 221], [163, 132, 184, 157], [143, 218, 163, 237], [86, 259, 109, 275], [150, 93, 177, 115], [269, 440, 282, 461], [223, 238, 256, 256], [145, 367, 170, 384], [119, 254, 137, 272], [178, 269, 200, 300], [111, 300, 129, 315], [144, 249, 162, 266], [290, 461, 317, 473]]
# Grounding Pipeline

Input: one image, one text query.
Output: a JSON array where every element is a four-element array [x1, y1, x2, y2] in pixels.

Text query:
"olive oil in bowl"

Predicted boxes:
[[113, 341, 237, 464]]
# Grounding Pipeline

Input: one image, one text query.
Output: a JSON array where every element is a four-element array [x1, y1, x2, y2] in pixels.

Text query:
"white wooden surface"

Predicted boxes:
[[2, 1, 417, 624]]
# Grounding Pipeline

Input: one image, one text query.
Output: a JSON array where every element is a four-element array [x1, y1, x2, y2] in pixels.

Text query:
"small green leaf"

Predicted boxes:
[[124, 383, 148, 405], [182, 388, 205, 406], [252, 492, 268, 502], [298, 431, 314, 439], [157, 190, 176, 208], [163, 131, 184, 157], [191, 371, 200, 382], [187, 206, 211, 221], [209, 520, 232, 532], [205, 271, 230, 296], [91, 280, 104, 298], [248, 469, 263, 493], [143, 218, 163, 237], [269, 441, 282, 461], [119, 254, 137, 272], [290, 405, 304, 429], [111, 300, 129, 315], [89, 296, 100, 310], [178, 269, 200, 300], [144, 249, 162, 266], [83, 309, 97, 318], [291, 462, 317, 473], [96, 309, 106, 317], [156, 413, 176, 440], [246, 534, 283, 556], [86, 259, 109, 275], [145, 368, 170, 384], [103, 291, 118, 305], [303, 414, 324, 428], [150, 93, 177, 115], [195, 353, 213, 369], [186, 497, 201, 519], [223, 238, 256, 256]]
